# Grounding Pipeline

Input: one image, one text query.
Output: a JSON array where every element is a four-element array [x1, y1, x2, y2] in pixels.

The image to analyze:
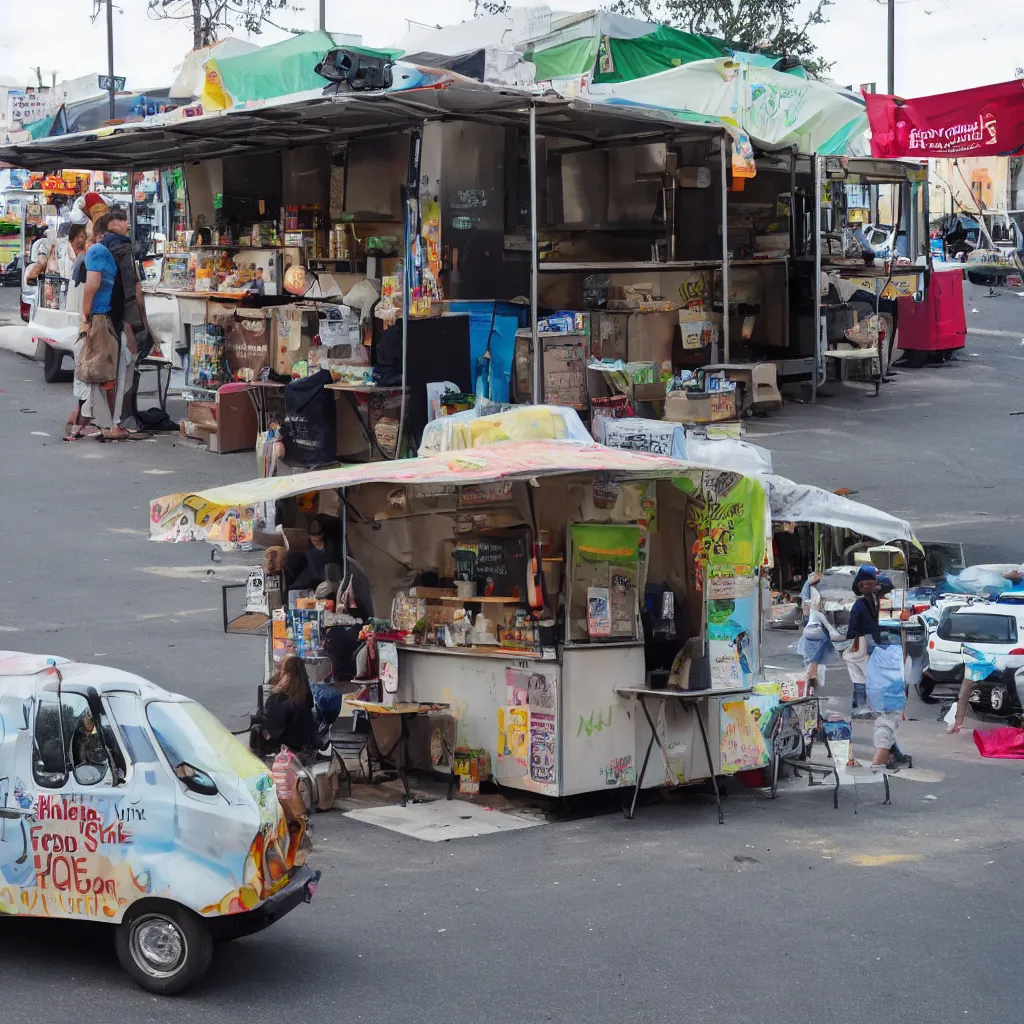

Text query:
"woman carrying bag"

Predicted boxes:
[[796, 572, 844, 689], [844, 564, 912, 768]]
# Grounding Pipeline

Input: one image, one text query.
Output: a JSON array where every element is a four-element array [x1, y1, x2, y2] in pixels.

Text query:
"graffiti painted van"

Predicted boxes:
[[0, 652, 320, 994]]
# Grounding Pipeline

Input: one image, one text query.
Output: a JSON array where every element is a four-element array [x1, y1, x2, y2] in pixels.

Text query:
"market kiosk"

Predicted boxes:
[[153, 433, 780, 801]]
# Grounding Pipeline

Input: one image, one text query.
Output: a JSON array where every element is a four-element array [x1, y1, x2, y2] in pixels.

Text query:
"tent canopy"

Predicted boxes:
[[764, 476, 916, 543], [187, 439, 713, 509], [0, 69, 725, 172], [153, 437, 915, 549], [199, 31, 400, 110], [585, 57, 868, 154], [395, 7, 800, 87]]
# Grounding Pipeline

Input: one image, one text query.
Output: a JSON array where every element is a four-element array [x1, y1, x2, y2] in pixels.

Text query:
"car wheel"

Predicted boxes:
[[42, 344, 69, 383], [917, 680, 938, 703], [115, 904, 213, 995]]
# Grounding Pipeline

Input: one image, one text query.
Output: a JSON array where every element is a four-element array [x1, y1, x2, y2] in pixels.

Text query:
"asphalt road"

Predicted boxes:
[[1, 281, 1023, 1021], [0, 283, 20, 324]]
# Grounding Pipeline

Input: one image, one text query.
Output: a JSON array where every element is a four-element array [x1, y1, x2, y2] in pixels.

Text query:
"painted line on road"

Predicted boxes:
[[968, 328, 1023, 338]]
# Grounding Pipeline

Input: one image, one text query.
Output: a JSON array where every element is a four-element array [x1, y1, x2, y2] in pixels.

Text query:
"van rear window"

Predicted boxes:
[[937, 613, 1017, 644]]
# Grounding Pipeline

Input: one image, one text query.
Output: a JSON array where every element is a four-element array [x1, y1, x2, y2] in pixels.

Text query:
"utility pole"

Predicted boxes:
[[887, 0, 895, 93], [319, 0, 326, 31], [106, 0, 115, 120], [194, 0, 203, 49]]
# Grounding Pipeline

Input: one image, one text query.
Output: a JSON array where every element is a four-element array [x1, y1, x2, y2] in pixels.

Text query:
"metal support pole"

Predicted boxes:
[[129, 166, 137, 250], [106, 0, 116, 121], [529, 102, 540, 404], [789, 147, 798, 257], [720, 135, 730, 365], [887, 0, 895, 94], [319, 0, 326, 31], [812, 154, 822, 405]]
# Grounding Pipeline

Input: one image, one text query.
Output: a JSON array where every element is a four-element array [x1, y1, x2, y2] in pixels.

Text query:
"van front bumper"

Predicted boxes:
[[210, 865, 322, 941]]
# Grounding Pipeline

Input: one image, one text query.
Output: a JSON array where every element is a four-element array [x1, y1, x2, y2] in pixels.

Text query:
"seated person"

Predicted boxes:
[[290, 518, 334, 591], [259, 655, 319, 756]]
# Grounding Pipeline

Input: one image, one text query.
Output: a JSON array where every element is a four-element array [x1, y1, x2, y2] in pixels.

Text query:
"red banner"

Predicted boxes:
[[863, 80, 1024, 158]]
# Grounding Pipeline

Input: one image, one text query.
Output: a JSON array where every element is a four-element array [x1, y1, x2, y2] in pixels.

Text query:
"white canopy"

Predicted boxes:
[[764, 475, 915, 543], [584, 58, 869, 154]]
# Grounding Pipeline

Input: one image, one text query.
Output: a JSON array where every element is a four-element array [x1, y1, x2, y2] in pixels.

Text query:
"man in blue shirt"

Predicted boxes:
[[80, 223, 129, 439]]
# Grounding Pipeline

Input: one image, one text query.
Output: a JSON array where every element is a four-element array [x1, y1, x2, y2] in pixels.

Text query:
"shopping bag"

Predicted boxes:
[[865, 645, 906, 713], [272, 747, 308, 824], [842, 637, 870, 685], [76, 314, 118, 384]]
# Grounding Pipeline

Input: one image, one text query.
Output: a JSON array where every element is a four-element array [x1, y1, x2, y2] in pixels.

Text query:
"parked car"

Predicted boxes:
[[0, 651, 320, 994], [967, 665, 1024, 718], [920, 603, 1024, 702], [1, 254, 21, 286]]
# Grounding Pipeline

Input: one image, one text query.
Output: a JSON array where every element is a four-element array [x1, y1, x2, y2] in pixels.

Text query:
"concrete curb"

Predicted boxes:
[[0, 323, 35, 359]]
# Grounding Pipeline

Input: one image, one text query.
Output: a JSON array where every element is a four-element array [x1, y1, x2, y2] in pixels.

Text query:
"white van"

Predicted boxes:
[[0, 652, 320, 994]]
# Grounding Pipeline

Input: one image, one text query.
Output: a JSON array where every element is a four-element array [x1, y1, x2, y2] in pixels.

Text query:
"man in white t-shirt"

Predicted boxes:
[[24, 227, 51, 284]]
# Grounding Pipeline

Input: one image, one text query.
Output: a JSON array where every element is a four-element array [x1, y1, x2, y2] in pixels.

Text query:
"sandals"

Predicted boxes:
[[99, 426, 132, 442], [97, 427, 154, 442], [63, 423, 100, 442]]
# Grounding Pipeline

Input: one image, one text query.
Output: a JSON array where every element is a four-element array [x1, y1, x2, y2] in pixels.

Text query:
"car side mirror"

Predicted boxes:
[[174, 762, 218, 797]]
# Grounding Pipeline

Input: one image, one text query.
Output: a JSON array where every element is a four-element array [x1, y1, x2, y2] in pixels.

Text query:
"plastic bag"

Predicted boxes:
[[865, 645, 906, 713], [963, 645, 998, 682], [944, 564, 1018, 596], [272, 747, 308, 824]]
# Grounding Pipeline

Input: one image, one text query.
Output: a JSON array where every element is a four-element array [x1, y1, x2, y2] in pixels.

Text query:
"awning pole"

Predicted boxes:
[[129, 166, 137, 250], [530, 101, 540, 404], [789, 147, 798, 257], [812, 153, 822, 405], [720, 134, 730, 365]]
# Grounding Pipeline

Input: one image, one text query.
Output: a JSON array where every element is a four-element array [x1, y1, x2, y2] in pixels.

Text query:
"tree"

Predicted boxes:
[[474, 1, 511, 15], [147, 0, 302, 50], [609, 0, 834, 77]]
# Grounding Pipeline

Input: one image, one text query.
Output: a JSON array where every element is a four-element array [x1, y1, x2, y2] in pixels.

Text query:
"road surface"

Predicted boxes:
[[0, 277, 1021, 1020]]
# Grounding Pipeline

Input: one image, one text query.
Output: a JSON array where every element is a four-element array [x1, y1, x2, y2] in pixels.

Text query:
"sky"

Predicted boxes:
[[0, 0, 1021, 97]]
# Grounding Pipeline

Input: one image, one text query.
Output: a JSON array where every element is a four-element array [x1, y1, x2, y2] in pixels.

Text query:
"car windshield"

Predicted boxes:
[[937, 613, 1017, 644], [146, 700, 267, 793]]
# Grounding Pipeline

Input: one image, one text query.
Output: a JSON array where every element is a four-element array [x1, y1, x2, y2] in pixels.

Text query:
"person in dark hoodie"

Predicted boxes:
[[100, 206, 151, 429]]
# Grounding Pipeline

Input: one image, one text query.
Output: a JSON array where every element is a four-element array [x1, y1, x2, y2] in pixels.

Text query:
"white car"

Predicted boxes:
[[922, 603, 1024, 702]]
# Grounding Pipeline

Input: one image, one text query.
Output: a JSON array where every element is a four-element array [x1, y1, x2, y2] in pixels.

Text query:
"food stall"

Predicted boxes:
[[150, 433, 890, 805], [0, 63, 765, 452]]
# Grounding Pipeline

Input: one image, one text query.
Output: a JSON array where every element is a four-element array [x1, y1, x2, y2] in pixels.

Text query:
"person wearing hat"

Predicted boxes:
[[846, 564, 912, 768], [844, 565, 882, 716]]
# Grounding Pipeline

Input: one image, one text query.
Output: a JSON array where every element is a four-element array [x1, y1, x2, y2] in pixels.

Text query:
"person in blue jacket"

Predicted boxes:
[[846, 564, 911, 768]]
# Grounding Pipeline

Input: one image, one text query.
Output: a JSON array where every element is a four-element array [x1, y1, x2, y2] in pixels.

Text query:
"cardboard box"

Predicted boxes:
[[664, 390, 737, 425], [589, 311, 628, 361], [678, 310, 718, 351], [590, 311, 676, 369], [187, 400, 218, 432], [625, 311, 676, 369], [633, 381, 667, 403]]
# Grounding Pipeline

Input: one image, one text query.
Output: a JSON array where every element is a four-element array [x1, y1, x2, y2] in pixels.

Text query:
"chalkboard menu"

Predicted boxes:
[[452, 534, 528, 599]]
